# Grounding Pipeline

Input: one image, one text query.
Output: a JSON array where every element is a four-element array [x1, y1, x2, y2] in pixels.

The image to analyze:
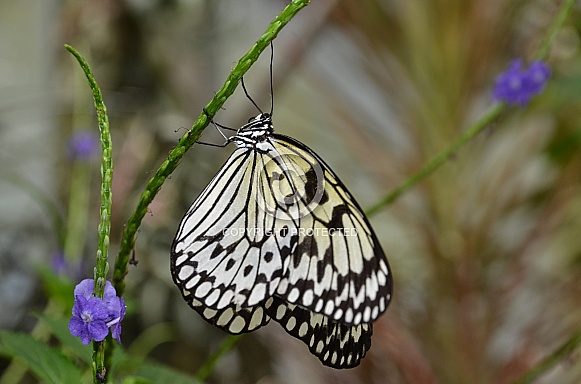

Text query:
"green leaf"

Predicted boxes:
[[0, 331, 82, 384], [36, 265, 75, 310], [36, 314, 92, 364], [121, 377, 155, 384], [134, 362, 204, 384], [110, 348, 202, 384]]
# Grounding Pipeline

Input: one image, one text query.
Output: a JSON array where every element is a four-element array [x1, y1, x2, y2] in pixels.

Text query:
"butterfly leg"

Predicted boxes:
[[203, 108, 237, 131], [197, 108, 236, 147]]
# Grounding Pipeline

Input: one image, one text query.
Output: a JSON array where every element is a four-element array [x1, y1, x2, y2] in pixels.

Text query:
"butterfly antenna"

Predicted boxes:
[[241, 77, 263, 114], [269, 41, 274, 116]]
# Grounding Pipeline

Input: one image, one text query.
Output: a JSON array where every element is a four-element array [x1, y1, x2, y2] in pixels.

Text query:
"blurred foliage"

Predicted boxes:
[[1, 0, 581, 383]]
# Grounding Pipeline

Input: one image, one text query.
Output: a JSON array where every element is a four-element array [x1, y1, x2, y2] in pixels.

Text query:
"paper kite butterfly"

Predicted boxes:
[[170, 48, 392, 369]]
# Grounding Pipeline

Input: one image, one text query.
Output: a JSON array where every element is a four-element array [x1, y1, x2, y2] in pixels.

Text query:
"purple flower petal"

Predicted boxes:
[[108, 297, 126, 343], [88, 320, 109, 342], [87, 297, 110, 321], [71, 294, 84, 317], [74, 279, 95, 299], [68, 315, 88, 342], [103, 280, 117, 302], [74, 279, 118, 303]]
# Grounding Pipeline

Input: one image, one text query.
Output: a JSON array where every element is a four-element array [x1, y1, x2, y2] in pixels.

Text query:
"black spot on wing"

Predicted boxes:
[[225, 258, 236, 271], [210, 243, 225, 259], [303, 167, 320, 204], [327, 204, 350, 230], [264, 251, 274, 263]]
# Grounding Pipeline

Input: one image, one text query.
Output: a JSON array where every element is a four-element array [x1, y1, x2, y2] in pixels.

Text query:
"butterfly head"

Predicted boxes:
[[231, 113, 274, 150], [247, 113, 272, 124], [238, 113, 274, 135]]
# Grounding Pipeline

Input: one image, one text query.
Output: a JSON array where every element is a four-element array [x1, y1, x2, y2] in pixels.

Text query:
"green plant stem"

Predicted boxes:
[[511, 331, 581, 384], [195, 335, 244, 381], [367, 2, 579, 383], [535, 0, 575, 60], [112, 0, 310, 296], [366, 104, 504, 217], [366, 0, 574, 218], [65, 44, 114, 384]]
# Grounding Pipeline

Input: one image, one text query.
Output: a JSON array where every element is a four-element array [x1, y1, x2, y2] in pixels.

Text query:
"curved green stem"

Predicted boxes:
[[112, 0, 310, 296], [366, 104, 504, 217]]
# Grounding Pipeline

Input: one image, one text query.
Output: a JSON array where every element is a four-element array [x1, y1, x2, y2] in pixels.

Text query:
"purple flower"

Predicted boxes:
[[69, 279, 126, 344], [68, 131, 99, 160], [68, 295, 110, 344], [493, 59, 551, 106]]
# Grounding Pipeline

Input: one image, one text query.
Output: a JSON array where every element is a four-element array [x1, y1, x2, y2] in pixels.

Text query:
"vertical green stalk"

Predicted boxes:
[[65, 44, 113, 384]]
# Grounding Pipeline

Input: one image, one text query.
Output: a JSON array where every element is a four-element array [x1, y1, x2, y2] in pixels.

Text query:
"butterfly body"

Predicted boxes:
[[171, 112, 392, 368]]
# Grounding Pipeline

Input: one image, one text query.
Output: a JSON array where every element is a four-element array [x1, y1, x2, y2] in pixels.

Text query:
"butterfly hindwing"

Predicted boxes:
[[267, 296, 372, 368], [186, 296, 272, 334]]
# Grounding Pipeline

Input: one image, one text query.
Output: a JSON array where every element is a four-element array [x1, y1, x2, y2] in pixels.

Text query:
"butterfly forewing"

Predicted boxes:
[[270, 135, 392, 326], [171, 148, 292, 313]]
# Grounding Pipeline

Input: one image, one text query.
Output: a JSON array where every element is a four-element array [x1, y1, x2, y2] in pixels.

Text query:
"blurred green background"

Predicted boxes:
[[1, 0, 581, 383]]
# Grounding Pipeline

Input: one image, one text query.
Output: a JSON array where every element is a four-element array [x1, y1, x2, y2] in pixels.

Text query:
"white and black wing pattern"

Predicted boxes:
[[187, 297, 272, 334], [270, 135, 392, 326], [171, 113, 392, 369], [267, 296, 372, 369], [171, 145, 297, 333]]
